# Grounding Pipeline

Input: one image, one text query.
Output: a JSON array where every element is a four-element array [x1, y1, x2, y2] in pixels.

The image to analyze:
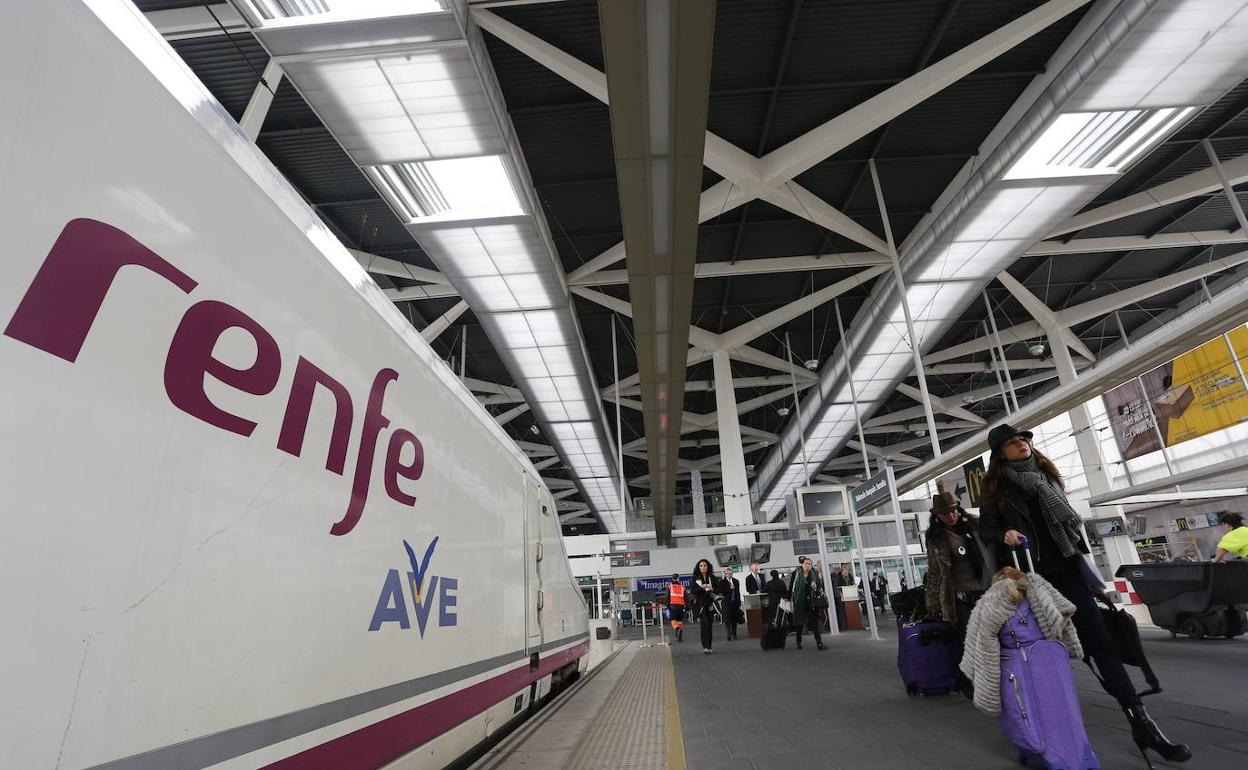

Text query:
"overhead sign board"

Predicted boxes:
[[792, 536, 853, 556], [609, 550, 650, 567], [851, 470, 891, 514]]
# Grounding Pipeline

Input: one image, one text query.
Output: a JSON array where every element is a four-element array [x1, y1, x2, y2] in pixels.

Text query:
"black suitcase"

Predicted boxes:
[[761, 610, 789, 650]]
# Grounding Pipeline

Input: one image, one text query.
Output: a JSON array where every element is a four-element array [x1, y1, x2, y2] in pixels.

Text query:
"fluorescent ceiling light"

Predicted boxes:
[[240, 0, 441, 22], [370, 155, 525, 222], [1005, 107, 1196, 180]]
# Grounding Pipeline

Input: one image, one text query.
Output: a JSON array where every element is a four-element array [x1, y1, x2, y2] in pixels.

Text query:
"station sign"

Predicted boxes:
[[636, 576, 689, 592], [609, 550, 650, 567], [851, 470, 891, 514], [791, 536, 852, 556]]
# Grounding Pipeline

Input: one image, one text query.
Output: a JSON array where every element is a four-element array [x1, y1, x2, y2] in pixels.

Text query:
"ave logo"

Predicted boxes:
[[369, 536, 460, 635]]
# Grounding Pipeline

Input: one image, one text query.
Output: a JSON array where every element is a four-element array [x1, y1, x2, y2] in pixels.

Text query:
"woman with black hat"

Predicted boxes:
[[979, 423, 1190, 766]]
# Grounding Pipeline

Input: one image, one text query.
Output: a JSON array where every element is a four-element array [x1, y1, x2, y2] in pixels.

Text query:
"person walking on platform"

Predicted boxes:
[[763, 569, 786, 624], [1211, 511, 1248, 562], [870, 571, 888, 614], [690, 559, 718, 654], [745, 562, 767, 594], [667, 574, 686, 642], [979, 423, 1191, 766], [789, 557, 828, 650], [721, 567, 742, 640], [925, 489, 984, 699]]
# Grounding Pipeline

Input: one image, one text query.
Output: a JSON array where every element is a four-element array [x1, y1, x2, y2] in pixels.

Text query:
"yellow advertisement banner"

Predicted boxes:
[[1139, 326, 1248, 448]]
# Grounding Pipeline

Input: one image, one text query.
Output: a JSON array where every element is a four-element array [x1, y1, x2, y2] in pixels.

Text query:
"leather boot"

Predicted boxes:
[[1124, 704, 1191, 768]]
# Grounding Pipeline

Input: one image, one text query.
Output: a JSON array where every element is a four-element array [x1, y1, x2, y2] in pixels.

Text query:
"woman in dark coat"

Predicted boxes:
[[924, 489, 984, 698], [979, 423, 1190, 765], [788, 558, 827, 650], [689, 558, 719, 654], [924, 490, 984, 627]]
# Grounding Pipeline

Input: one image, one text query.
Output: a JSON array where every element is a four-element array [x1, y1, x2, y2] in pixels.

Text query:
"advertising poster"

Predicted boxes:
[[935, 467, 969, 507], [1102, 379, 1163, 459], [1139, 326, 1248, 448], [962, 457, 986, 507]]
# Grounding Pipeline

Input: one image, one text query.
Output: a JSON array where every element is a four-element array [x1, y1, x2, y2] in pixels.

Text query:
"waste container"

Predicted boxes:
[[1117, 561, 1248, 639]]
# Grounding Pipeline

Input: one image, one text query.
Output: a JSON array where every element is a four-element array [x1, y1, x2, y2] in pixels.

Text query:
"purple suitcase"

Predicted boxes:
[[998, 593, 1100, 767], [897, 617, 959, 696]]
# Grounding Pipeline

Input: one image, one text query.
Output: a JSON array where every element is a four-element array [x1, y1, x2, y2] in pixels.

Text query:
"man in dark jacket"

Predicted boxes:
[[763, 569, 787, 625], [720, 568, 742, 640]]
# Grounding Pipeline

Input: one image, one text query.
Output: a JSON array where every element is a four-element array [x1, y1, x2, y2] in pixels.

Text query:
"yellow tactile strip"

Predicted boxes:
[[563, 646, 681, 769]]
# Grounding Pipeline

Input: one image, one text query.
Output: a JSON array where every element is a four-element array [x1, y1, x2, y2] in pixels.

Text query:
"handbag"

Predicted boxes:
[[811, 594, 830, 611], [735, 607, 745, 624]]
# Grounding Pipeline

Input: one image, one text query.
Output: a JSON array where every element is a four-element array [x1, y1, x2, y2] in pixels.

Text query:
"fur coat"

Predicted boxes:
[[958, 567, 1082, 715], [924, 514, 982, 622]]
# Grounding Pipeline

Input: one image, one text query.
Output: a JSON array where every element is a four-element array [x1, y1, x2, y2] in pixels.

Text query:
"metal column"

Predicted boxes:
[[713, 350, 755, 549], [869, 160, 941, 456]]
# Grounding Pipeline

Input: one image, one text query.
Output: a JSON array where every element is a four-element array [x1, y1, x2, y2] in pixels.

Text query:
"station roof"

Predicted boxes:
[[133, 0, 1248, 537]]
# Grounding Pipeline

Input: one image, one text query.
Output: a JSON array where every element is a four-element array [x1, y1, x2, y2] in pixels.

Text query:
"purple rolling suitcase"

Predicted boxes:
[[897, 617, 959, 695], [998, 542, 1100, 769]]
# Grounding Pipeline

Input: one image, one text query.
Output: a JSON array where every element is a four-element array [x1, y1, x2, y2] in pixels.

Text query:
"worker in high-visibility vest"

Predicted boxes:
[[667, 574, 686, 642]]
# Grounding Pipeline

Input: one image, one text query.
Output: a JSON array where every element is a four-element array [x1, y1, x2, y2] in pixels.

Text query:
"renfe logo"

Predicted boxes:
[[369, 536, 459, 635], [3, 219, 425, 536]]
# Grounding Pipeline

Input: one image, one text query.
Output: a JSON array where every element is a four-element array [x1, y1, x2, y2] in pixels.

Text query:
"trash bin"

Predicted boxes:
[[1117, 561, 1248, 639]]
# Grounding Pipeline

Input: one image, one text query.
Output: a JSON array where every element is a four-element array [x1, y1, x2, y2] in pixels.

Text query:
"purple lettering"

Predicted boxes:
[[331, 368, 398, 536], [4, 218, 197, 361], [278, 357, 354, 474], [384, 429, 424, 506], [163, 300, 281, 437]]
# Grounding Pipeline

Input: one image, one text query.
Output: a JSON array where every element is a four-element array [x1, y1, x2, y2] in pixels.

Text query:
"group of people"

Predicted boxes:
[[668, 557, 852, 654]]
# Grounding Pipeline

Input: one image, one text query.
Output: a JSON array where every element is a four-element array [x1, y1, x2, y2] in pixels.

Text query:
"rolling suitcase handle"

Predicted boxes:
[[1010, 536, 1035, 573]]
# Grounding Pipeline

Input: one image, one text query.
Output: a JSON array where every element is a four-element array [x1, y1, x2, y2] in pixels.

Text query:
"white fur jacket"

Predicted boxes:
[[958, 568, 1083, 715]]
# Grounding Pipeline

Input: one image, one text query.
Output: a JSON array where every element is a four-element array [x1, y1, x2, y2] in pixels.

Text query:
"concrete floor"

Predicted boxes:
[[670, 618, 1248, 770]]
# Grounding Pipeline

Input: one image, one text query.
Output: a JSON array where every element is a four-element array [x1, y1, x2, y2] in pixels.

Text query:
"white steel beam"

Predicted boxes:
[[927, 360, 1056, 375], [494, 403, 531, 426], [384, 284, 461, 302], [757, 0, 1093, 184], [1025, 230, 1247, 256], [239, 60, 283, 141], [894, 383, 987, 425], [569, 252, 887, 288], [420, 300, 469, 343], [926, 249, 1248, 363], [1049, 151, 1248, 238], [143, 4, 244, 40], [717, 266, 889, 352], [995, 272, 1097, 362], [352, 250, 451, 285]]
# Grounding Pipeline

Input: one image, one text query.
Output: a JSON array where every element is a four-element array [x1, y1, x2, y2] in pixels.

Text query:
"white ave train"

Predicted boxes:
[[0, 1, 590, 768]]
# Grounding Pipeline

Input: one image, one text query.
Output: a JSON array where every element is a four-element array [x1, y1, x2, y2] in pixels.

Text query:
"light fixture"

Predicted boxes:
[[367, 156, 524, 223], [529, 424, 540, 435], [1028, 341, 1047, 357], [1006, 107, 1197, 180], [803, 358, 819, 370], [777, 406, 791, 418], [915, 429, 927, 437], [745, 464, 755, 472]]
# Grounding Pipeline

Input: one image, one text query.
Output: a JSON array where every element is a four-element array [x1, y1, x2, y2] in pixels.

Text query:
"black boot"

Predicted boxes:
[[1124, 704, 1191, 768]]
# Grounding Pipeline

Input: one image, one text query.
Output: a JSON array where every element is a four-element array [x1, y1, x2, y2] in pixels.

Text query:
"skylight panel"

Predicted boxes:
[[1005, 107, 1196, 180]]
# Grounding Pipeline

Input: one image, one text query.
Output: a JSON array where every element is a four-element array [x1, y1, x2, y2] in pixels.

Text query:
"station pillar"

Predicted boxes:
[[713, 350, 755, 551], [1050, 340, 1140, 577]]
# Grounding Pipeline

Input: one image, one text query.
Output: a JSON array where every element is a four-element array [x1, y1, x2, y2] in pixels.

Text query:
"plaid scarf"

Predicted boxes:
[[1003, 457, 1084, 559]]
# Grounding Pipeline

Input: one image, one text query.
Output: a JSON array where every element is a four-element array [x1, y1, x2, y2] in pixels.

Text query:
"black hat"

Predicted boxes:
[[987, 423, 1033, 453]]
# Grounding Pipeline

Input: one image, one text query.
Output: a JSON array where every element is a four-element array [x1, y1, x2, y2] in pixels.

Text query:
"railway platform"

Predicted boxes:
[[480, 622, 1248, 769]]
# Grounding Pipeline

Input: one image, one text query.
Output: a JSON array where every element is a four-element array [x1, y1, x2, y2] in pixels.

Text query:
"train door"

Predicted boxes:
[[524, 475, 545, 651]]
